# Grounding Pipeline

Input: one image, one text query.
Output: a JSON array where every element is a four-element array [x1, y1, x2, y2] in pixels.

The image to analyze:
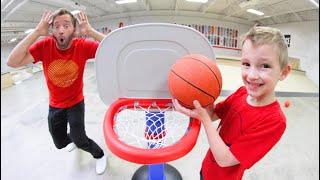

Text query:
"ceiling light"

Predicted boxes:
[[247, 9, 264, 16], [185, 0, 208, 3], [71, 10, 81, 15], [10, 38, 17, 42], [309, 0, 319, 7], [115, 0, 137, 4], [24, 29, 34, 34], [54, 0, 86, 10]]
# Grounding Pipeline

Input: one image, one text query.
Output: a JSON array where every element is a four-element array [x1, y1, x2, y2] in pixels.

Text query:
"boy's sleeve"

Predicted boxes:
[[214, 87, 245, 119], [214, 100, 227, 119], [230, 117, 286, 169], [83, 39, 99, 60], [29, 39, 45, 63]]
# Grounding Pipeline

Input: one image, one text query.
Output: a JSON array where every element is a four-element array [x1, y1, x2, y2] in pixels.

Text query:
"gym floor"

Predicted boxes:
[[1, 62, 319, 180]]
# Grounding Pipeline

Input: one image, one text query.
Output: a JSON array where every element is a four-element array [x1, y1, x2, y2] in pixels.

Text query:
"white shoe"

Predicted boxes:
[[96, 155, 107, 175], [66, 142, 77, 152]]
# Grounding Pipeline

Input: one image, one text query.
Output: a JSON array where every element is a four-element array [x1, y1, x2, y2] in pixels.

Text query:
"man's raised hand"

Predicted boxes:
[[35, 10, 53, 36]]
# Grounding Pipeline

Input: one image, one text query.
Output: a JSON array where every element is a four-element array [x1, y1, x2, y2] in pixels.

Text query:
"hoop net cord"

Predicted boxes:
[[103, 98, 201, 164]]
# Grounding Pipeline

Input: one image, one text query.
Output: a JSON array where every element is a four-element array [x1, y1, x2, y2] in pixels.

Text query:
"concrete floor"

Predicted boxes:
[[1, 62, 319, 180]]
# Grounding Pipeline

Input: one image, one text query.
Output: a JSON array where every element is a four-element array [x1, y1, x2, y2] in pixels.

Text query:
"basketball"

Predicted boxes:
[[168, 54, 222, 109]]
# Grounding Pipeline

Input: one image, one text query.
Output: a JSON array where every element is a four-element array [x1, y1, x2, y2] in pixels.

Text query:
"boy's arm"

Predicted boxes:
[[205, 104, 220, 122], [202, 116, 240, 167], [7, 11, 52, 68], [211, 113, 220, 122], [173, 99, 239, 167]]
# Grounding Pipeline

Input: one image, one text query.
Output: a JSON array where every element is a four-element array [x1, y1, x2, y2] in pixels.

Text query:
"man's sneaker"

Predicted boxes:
[[96, 155, 107, 175], [66, 142, 77, 152]]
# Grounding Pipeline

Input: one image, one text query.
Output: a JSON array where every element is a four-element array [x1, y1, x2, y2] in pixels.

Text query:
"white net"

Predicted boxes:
[[113, 102, 191, 149]]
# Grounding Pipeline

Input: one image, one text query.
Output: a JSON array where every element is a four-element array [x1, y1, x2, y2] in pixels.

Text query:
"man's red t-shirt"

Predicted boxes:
[[29, 37, 99, 108], [201, 86, 286, 180]]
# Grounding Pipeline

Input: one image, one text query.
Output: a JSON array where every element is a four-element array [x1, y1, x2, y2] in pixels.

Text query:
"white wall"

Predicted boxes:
[[272, 21, 319, 86], [92, 17, 320, 87], [92, 15, 250, 57], [3, 16, 318, 86], [1, 15, 250, 73]]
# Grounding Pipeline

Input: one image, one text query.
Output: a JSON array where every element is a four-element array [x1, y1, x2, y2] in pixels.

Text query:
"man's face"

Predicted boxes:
[[52, 14, 75, 49]]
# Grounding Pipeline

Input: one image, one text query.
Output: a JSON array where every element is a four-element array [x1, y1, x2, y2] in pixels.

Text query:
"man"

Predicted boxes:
[[7, 8, 107, 175]]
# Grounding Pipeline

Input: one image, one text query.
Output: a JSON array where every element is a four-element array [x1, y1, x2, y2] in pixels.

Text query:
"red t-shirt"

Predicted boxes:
[[29, 36, 99, 108], [201, 86, 286, 180]]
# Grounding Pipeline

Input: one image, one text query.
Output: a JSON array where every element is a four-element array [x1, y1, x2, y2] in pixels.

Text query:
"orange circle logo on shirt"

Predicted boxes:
[[48, 59, 79, 88]]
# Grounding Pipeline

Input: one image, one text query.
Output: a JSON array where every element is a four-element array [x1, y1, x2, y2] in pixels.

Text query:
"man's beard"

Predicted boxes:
[[55, 34, 74, 50]]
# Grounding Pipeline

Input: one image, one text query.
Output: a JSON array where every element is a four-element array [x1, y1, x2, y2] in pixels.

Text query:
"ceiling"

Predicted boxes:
[[1, 0, 319, 44]]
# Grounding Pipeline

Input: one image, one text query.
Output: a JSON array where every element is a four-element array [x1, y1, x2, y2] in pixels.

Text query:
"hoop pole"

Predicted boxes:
[[146, 111, 165, 180], [149, 164, 165, 180]]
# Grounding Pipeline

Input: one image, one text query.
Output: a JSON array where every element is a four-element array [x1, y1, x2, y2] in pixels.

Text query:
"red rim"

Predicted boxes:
[[103, 98, 201, 164]]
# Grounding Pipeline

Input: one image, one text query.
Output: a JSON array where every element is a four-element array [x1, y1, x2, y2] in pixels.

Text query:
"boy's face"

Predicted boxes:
[[241, 39, 290, 102], [52, 14, 75, 50]]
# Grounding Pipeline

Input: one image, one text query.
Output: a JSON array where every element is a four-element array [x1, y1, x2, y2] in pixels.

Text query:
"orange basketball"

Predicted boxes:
[[168, 54, 222, 109]]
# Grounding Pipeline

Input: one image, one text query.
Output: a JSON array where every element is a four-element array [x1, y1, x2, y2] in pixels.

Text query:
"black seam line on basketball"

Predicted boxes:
[[180, 101, 211, 108], [171, 70, 217, 101], [188, 57, 222, 91]]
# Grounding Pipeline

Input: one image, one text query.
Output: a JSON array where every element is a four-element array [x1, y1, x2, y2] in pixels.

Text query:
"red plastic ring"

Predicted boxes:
[[103, 98, 201, 164]]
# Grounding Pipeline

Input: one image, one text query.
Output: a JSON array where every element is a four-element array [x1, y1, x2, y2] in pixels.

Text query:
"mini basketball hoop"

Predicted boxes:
[[96, 23, 216, 179], [104, 98, 201, 179], [104, 98, 201, 164]]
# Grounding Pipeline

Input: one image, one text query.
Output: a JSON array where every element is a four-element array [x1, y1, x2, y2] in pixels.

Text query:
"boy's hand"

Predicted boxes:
[[205, 103, 216, 120], [75, 11, 93, 36], [172, 99, 211, 123], [35, 10, 53, 36]]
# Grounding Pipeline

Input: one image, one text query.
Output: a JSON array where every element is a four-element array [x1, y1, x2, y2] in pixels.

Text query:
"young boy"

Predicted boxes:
[[173, 26, 291, 179]]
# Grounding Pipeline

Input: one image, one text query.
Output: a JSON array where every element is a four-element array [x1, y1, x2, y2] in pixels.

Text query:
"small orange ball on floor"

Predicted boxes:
[[284, 100, 291, 108]]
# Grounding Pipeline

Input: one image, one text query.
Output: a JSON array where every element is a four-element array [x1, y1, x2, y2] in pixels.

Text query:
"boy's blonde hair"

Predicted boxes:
[[241, 26, 289, 69]]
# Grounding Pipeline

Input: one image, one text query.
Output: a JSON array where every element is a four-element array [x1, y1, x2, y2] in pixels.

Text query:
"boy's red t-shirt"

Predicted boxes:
[[29, 37, 99, 108], [201, 86, 286, 180]]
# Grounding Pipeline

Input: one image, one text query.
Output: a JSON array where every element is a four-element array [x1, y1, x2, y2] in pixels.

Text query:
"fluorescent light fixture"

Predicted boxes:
[[247, 9, 264, 16], [115, 0, 137, 4], [309, 0, 319, 7], [24, 28, 34, 34], [10, 38, 17, 42], [185, 0, 208, 3], [71, 10, 81, 15], [54, 0, 86, 10]]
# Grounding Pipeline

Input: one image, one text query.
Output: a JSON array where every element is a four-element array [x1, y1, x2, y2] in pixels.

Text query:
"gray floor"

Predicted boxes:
[[1, 63, 319, 180]]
